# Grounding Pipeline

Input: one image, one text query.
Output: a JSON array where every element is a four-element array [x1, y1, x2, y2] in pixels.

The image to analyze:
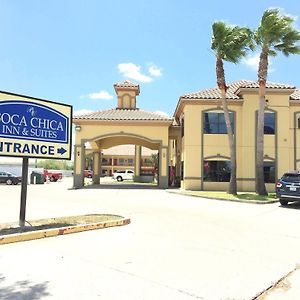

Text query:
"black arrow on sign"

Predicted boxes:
[[57, 147, 67, 155]]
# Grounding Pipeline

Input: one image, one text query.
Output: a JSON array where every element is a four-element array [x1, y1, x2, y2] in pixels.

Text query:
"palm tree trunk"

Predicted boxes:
[[221, 91, 237, 194], [216, 58, 237, 195], [256, 50, 268, 195]]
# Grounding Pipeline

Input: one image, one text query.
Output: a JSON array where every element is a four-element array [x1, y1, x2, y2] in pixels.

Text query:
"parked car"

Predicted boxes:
[[0, 171, 22, 185], [84, 170, 93, 178], [113, 170, 134, 181], [276, 171, 300, 205]]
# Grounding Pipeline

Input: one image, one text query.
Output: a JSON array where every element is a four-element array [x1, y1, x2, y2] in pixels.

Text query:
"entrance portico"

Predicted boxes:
[[73, 80, 174, 189]]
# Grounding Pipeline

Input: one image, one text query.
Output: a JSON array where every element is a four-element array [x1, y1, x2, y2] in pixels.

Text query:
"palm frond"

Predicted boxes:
[[211, 21, 253, 64], [254, 8, 300, 56]]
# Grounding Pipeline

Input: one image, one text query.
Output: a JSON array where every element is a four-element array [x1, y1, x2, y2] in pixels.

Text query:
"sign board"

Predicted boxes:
[[0, 92, 72, 159]]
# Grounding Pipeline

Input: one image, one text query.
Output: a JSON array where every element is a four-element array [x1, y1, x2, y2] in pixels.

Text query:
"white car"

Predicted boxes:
[[113, 170, 134, 181]]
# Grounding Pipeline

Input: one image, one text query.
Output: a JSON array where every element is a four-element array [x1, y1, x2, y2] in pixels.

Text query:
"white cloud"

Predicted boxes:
[[269, 7, 299, 21], [73, 109, 94, 116], [242, 53, 260, 71], [243, 53, 276, 73], [87, 90, 113, 100], [118, 63, 153, 83], [154, 110, 169, 117], [148, 65, 162, 77]]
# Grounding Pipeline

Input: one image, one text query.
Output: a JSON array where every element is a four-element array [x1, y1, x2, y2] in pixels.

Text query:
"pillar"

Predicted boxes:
[[135, 145, 141, 177], [73, 144, 85, 188], [159, 146, 169, 188], [92, 151, 101, 184], [175, 138, 182, 185]]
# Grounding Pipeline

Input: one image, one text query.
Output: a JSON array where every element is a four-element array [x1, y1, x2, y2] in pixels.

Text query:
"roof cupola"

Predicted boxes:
[[114, 80, 140, 109]]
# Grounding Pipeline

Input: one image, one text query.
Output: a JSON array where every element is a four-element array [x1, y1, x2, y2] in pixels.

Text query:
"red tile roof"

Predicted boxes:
[[102, 145, 157, 156], [114, 80, 139, 88], [74, 108, 172, 121], [181, 80, 297, 100], [291, 89, 300, 100]]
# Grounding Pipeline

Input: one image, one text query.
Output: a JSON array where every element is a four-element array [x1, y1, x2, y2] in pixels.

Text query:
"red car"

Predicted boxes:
[[84, 170, 93, 178]]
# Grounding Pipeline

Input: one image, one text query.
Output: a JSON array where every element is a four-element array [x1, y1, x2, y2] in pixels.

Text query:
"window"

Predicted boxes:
[[203, 112, 234, 134], [264, 161, 275, 183], [203, 160, 231, 182], [119, 158, 125, 165], [128, 159, 134, 165], [264, 112, 275, 134], [282, 173, 300, 182], [102, 158, 109, 165]]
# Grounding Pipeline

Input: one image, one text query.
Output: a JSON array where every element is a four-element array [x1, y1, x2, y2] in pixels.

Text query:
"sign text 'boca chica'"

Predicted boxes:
[[0, 101, 69, 143]]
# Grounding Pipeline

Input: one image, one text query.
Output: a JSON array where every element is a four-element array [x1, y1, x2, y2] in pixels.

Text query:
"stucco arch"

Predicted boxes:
[[73, 126, 170, 189], [89, 132, 162, 150]]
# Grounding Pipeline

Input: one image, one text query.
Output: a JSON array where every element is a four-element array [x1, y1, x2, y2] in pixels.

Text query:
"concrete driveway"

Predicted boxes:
[[0, 178, 300, 299]]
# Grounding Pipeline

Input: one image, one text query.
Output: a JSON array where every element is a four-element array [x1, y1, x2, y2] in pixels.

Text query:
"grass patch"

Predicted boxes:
[[0, 214, 123, 236], [184, 191, 277, 202]]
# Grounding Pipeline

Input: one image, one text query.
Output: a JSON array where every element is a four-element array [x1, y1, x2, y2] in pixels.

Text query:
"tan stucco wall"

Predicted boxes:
[[117, 90, 137, 108], [180, 90, 300, 192], [182, 105, 202, 183], [74, 123, 169, 148]]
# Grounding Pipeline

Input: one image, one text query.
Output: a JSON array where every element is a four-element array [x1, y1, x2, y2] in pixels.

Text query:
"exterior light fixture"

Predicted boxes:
[[75, 125, 81, 131]]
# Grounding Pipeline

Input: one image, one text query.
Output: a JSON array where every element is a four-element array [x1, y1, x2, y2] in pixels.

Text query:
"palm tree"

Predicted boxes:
[[211, 22, 253, 195], [254, 9, 300, 195]]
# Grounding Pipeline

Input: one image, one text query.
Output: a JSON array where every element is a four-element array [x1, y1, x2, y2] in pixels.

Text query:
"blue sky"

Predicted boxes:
[[0, 0, 299, 117]]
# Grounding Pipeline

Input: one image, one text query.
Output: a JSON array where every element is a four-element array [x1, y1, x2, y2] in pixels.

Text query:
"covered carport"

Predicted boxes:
[[73, 80, 174, 189]]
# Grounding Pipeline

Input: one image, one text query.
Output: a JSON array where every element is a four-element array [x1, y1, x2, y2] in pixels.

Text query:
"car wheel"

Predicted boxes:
[[13, 180, 19, 185], [117, 176, 123, 182], [6, 179, 13, 185], [279, 199, 289, 206], [50, 176, 55, 182]]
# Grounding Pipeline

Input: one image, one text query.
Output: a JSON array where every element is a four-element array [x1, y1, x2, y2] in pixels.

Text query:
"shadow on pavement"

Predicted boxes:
[[84, 183, 159, 189], [279, 202, 300, 210], [0, 274, 50, 300]]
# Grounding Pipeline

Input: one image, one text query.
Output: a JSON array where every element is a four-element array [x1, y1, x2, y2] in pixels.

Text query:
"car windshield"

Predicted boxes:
[[282, 174, 300, 182]]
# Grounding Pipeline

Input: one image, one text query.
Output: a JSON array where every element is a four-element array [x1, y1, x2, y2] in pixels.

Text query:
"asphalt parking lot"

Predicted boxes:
[[0, 178, 300, 299]]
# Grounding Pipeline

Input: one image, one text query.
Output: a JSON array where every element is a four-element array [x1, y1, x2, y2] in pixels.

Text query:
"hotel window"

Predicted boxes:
[[203, 160, 231, 182], [102, 158, 109, 165], [203, 112, 234, 134], [128, 158, 134, 165], [264, 112, 275, 134], [264, 161, 275, 183]]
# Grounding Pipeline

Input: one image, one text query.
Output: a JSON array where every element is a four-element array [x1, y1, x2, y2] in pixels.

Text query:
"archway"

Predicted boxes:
[[74, 132, 169, 189]]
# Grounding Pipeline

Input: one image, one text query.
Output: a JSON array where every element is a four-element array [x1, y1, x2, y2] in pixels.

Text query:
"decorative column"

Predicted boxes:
[[135, 145, 141, 179], [73, 143, 85, 188], [92, 151, 101, 184], [175, 138, 182, 186], [159, 146, 169, 188]]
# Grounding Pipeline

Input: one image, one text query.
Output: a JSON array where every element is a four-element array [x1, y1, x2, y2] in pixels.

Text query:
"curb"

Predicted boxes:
[[0, 217, 130, 246], [166, 189, 279, 204]]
